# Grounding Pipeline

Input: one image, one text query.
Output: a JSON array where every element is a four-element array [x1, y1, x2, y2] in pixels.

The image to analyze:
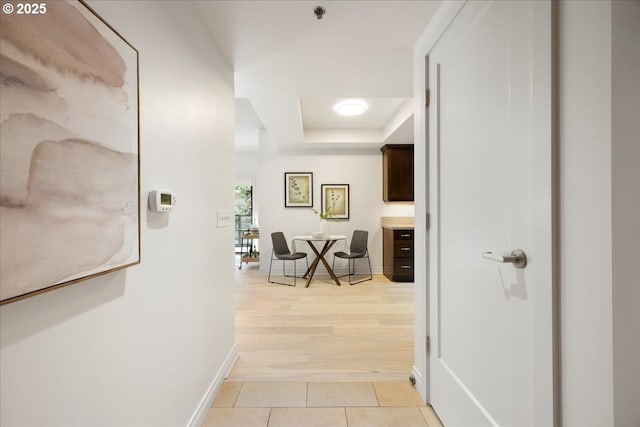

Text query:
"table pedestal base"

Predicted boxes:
[[303, 240, 341, 287]]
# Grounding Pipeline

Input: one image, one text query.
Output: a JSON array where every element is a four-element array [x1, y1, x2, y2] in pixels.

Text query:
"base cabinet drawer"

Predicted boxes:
[[392, 258, 414, 281], [394, 230, 414, 240], [383, 227, 415, 282], [394, 241, 414, 258]]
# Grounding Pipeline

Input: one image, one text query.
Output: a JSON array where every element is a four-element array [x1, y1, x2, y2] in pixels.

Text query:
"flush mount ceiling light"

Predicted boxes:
[[333, 99, 369, 116]]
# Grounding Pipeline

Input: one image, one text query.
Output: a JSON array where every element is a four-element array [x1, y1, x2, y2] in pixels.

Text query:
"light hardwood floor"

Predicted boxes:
[[229, 261, 415, 382]]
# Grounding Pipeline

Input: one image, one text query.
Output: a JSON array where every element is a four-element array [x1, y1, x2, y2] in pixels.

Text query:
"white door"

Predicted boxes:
[[428, 1, 554, 426]]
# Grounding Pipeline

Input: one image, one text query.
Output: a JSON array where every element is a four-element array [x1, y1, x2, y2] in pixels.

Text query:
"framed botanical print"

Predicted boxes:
[[284, 172, 313, 207], [321, 184, 349, 220], [0, 0, 140, 304]]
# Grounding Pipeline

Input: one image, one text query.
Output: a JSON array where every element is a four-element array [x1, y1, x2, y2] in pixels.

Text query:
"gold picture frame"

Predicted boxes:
[[0, 0, 140, 304]]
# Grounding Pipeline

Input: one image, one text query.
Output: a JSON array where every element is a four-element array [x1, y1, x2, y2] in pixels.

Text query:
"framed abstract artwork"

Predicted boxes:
[[321, 184, 349, 220], [284, 172, 313, 207], [0, 0, 140, 304]]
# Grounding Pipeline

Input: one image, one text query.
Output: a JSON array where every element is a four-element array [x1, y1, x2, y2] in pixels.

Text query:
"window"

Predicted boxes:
[[235, 185, 253, 247]]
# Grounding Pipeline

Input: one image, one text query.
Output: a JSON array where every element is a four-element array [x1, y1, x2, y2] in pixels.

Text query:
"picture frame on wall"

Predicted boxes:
[[321, 184, 350, 220], [0, 0, 140, 305], [284, 172, 313, 207]]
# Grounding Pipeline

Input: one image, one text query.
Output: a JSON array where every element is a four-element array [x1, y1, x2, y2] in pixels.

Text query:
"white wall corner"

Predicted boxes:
[[611, 1, 640, 425], [558, 1, 616, 424], [382, 98, 413, 142], [188, 345, 239, 427]]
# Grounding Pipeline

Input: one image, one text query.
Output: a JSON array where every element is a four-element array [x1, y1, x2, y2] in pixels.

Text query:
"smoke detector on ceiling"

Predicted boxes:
[[314, 6, 326, 20]]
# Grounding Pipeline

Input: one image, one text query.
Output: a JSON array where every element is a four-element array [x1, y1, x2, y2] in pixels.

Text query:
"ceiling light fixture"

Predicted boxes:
[[333, 99, 369, 116]]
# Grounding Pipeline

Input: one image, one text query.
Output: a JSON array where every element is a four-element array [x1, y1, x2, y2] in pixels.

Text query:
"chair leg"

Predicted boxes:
[[268, 253, 296, 287], [331, 252, 373, 285], [283, 260, 297, 278], [268, 250, 274, 282], [291, 257, 308, 286], [348, 251, 373, 285], [332, 256, 350, 283]]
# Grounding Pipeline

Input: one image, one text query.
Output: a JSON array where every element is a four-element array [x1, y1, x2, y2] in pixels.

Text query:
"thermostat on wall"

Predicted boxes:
[[148, 189, 176, 212]]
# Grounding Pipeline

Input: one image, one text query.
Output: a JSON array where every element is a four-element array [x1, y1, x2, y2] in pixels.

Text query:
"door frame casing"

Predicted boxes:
[[412, 0, 466, 403]]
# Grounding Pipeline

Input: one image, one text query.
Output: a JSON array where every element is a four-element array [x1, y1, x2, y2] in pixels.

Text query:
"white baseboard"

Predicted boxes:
[[411, 365, 426, 403], [187, 344, 238, 427]]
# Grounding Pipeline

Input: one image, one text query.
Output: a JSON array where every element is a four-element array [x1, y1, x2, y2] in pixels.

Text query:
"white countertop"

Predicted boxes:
[[381, 216, 414, 230], [382, 224, 415, 230]]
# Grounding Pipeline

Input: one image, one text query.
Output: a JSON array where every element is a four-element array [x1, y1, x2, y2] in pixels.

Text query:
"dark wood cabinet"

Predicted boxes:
[[381, 144, 414, 202], [383, 228, 414, 282]]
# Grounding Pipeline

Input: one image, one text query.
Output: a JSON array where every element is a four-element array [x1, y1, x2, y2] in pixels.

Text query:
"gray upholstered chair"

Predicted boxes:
[[332, 230, 373, 285], [268, 232, 308, 286]]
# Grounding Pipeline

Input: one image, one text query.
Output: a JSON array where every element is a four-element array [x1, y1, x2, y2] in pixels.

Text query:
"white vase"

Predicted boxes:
[[320, 219, 330, 238]]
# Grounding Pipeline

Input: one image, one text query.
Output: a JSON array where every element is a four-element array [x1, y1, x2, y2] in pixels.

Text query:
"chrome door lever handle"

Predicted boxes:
[[482, 249, 527, 269]]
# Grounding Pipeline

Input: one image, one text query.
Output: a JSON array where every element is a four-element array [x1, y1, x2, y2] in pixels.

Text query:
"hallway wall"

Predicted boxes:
[[611, 2, 640, 425], [559, 2, 614, 423], [0, 2, 237, 425], [559, 1, 640, 424]]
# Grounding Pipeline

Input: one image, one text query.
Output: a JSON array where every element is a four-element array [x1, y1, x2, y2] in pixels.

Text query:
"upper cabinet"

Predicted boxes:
[[381, 144, 414, 202]]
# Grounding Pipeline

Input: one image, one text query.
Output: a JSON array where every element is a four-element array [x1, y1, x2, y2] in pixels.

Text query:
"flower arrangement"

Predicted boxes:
[[312, 207, 334, 219]]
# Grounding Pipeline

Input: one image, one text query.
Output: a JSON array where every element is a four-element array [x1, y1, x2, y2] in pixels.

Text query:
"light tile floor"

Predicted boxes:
[[203, 381, 444, 427]]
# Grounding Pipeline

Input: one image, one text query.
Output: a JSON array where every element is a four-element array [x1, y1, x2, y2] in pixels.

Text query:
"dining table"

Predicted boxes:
[[292, 235, 348, 287]]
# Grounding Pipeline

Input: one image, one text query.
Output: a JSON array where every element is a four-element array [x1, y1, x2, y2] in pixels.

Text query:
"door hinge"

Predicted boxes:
[[425, 89, 430, 107], [426, 213, 431, 230], [426, 336, 431, 354]]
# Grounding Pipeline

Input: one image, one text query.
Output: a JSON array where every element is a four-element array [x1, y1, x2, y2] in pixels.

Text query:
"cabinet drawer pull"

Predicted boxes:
[[400, 233, 412, 238], [400, 247, 412, 251], [400, 265, 412, 269]]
